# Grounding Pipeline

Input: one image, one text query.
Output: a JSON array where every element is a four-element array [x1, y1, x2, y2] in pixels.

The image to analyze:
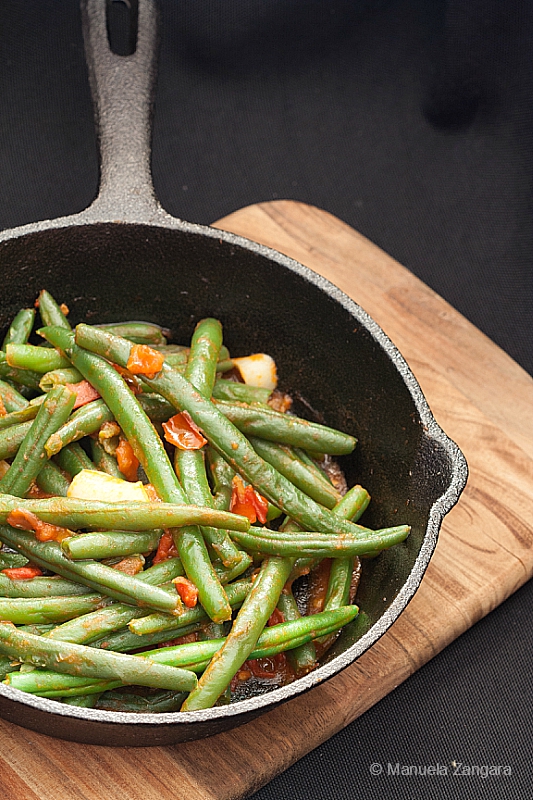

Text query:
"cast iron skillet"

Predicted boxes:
[[0, 0, 467, 746]]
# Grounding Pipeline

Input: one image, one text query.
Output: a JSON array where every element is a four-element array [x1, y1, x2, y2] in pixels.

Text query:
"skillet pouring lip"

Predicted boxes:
[[0, 213, 468, 741]]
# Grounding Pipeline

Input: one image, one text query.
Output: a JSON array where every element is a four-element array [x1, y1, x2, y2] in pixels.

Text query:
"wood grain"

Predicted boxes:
[[0, 200, 531, 800]]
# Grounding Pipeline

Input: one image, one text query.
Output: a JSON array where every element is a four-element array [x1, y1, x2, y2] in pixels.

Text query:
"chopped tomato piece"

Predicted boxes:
[[172, 576, 199, 608], [162, 411, 208, 450], [111, 555, 144, 576], [267, 607, 284, 627], [6, 508, 72, 543], [6, 508, 41, 531], [152, 530, 178, 564], [115, 436, 140, 481], [230, 475, 269, 524], [65, 380, 100, 409], [126, 344, 165, 378], [1, 566, 43, 580]]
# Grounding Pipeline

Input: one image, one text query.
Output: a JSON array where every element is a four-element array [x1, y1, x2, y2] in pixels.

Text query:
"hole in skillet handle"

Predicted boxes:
[[106, 0, 138, 56]]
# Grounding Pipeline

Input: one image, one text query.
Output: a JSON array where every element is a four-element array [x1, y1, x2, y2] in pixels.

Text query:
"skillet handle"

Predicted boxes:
[[80, 0, 162, 221]]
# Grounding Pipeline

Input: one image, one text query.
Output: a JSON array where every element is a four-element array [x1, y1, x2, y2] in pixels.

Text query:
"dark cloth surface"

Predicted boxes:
[[0, 1, 531, 797]]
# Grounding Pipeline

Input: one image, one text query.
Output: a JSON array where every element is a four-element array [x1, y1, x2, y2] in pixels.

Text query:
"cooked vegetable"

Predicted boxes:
[[41, 325, 232, 626], [1, 308, 35, 350], [0, 622, 198, 693], [0, 386, 76, 498], [5, 606, 357, 698], [0, 293, 410, 712], [5, 344, 71, 373]]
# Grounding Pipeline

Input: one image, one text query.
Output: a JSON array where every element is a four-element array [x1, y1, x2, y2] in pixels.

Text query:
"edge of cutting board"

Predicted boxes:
[[0, 200, 531, 800]]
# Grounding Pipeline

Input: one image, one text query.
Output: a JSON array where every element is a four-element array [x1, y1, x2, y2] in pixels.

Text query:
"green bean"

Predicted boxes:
[[162, 352, 189, 370], [5, 344, 71, 373], [36, 460, 71, 497], [213, 552, 252, 583], [0, 420, 32, 460], [2, 308, 36, 349], [173, 319, 244, 570], [153, 343, 230, 360], [276, 589, 317, 675], [325, 487, 370, 590], [96, 689, 186, 713], [0, 550, 28, 570], [45, 399, 114, 457], [213, 400, 356, 455], [249, 437, 342, 509], [128, 577, 253, 637], [41, 326, 233, 625], [294, 448, 335, 485], [0, 402, 41, 431], [137, 392, 175, 423], [215, 359, 234, 374], [62, 529, 161, 560], [0, 625, 53, 680], [140, 557, 186, 585], [39, 367, 83, 392], [0, 622, 197, 693], [181, 556, 294, 711], [185, 318, 224, 398], [63, 693, 100, 708], [175, 449, 243, 568], [9, 605, 358, 698], [0, 594, 109, 624], [54, 442, 94, 477], [88, 438, 126, 479], [168, 318, 239, 610], [36, 290, 71, 330], [211, 379, 272, 405], [0, 526, 182, 614], [19, 623, 55, 635], [0, 573, 89, 598], [144, 610, 360, 676], [0, 379, 30, 412], [0, 352, 42, 391], [94, 623, 202, 654], [228, 524, 410, 558], [46, 602, 148, 645], [43, 558, 186, 646], [206, 447, 234, 511], [152, 344, 189, 354], [0, 655, 17, 681], [95, 322, 168, 346], [0, 495, 249, 532], [0, 386, 76, 498]]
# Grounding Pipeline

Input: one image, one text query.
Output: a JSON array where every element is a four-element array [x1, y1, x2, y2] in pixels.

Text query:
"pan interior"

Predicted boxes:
[[0, 221, 454, 729]]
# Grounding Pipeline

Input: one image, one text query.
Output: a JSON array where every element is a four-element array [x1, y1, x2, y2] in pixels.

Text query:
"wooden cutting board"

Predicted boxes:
[[0, 200, 531, 800]]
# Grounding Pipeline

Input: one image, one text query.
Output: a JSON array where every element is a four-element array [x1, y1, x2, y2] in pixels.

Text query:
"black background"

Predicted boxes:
[[0, 1, 532, 797]]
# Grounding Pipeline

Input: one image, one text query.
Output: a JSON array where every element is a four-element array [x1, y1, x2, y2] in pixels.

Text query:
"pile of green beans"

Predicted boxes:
[[0, 291, 410, 713]]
